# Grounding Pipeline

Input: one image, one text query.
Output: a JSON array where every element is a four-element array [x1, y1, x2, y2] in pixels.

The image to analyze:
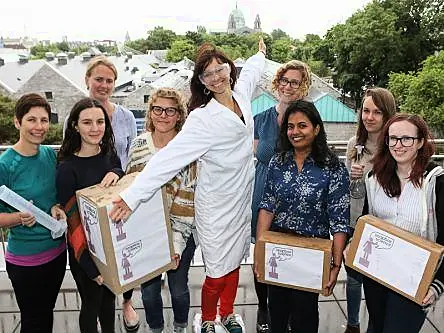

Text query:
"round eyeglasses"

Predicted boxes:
[[279, 77, 301, 89], [386, 136, 419, 147], [151, 106, 178, 117]]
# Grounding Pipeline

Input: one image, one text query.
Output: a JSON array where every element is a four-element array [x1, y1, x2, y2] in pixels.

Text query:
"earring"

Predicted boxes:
[[204, 88, 211, 95], [230, 77, 233, 85]]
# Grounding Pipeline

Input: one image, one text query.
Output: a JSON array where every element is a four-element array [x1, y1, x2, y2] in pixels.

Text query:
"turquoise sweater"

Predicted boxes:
[[0, 146, 64, 256]]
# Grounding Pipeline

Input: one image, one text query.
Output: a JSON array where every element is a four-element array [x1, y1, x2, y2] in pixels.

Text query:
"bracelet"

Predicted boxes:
[[259, 50, 266, 56]]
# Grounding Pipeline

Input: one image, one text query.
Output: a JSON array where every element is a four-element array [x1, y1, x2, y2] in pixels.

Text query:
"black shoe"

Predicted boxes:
[[256, 309, 270, 333]]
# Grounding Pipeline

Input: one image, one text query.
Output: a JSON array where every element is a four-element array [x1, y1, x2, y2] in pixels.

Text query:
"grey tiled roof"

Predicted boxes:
[[0, 60, 45, 92]]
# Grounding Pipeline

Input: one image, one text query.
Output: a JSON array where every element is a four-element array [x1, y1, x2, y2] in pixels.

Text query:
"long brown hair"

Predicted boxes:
[[372, 113, 435, 197], [349, 88, 396, 160], [188, 43, 237, 111]]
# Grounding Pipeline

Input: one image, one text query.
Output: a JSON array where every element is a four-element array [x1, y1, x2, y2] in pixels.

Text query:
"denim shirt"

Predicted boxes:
[[259, 151, 350, 238]]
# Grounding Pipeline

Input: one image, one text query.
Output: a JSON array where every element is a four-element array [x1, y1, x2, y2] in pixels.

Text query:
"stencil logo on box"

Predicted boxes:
[[82, 201, 98, 253], [122, 241, 142, 280], [359, 232, 394, 268], [269, 247, 294, 279], [113, 219, 127, 242]]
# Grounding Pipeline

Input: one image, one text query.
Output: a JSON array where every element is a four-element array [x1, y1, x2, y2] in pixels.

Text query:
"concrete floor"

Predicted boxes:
[[0, 263, 442, 333]]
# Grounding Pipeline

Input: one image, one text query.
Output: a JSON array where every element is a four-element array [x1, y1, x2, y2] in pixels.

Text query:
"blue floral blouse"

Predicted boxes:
[[259, 151, 350, 238]]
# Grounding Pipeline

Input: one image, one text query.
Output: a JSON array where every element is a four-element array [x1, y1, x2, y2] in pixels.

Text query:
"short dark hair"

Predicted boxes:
[[279, 100, 339, 168], [14, 93, 51, 124], [188, 43, 237, 111], [58, 98, 116, 162]]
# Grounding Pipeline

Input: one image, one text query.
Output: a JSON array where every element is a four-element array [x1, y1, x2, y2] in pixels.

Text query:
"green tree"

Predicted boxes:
[[271, 28, 290, 41], [30, 43, 60, 59], [166, 39, 196, 62], [270, 38, 292, 63], [0, 95, 18, 144], [56, 41, 70, 52], [146, 26, 177, 49], [388, 51, 444, 132], [125, 38, 150, 53]]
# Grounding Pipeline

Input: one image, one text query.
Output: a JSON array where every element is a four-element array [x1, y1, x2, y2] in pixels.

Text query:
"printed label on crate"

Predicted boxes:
[[353, 223, 430, 297], [78, 197, 106, 265], [265, 242, 324, 290]]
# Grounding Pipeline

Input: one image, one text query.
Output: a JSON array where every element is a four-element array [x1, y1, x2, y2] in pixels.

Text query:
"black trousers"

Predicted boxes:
[[363, 276, 427, 333], [268, 284, 319, 333], [69, 250, 116, 333], [6, 251, 66, 333]]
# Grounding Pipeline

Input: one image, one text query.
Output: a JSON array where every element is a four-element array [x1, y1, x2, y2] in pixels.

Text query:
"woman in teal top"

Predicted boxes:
[[0, 93, 67, 333]]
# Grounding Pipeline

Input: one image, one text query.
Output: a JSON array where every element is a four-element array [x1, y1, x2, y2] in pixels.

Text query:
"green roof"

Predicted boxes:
[[251, 92, 356, 123], [251, 92, 277, 116], [314, 94, 356, 123]]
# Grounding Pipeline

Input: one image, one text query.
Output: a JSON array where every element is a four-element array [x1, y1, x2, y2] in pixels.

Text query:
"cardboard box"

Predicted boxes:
[[346, 215, 444, 305], [76, 173, 175, 295], [256, 231, 332, 295]]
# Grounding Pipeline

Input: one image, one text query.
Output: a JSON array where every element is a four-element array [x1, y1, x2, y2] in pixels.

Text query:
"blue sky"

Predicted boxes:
[[1, 0, 371, 42]]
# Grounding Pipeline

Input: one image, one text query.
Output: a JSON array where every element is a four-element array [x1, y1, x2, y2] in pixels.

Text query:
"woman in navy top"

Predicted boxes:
[[254, 101, 349, 333], [251, 60, 311, 332]]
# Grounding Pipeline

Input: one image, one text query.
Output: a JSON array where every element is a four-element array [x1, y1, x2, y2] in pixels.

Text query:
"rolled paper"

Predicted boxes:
[[0, 185, 67, 238]]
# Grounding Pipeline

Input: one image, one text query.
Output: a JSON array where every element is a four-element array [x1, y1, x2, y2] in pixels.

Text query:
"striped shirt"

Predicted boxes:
[[126, 132, 196, 256]]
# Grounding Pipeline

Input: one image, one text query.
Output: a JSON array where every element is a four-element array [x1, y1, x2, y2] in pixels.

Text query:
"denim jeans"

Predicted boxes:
[[141, 235, 196, 330]]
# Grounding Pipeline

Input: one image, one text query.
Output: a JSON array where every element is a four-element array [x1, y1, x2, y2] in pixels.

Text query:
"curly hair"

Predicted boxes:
[[279, 100, 339, 168], [145, 88, 188, 132], [372, 113, 435, 197], [272, 60, 311, 98], [189, 43, 237, 111], [58, 98, 116, 162]]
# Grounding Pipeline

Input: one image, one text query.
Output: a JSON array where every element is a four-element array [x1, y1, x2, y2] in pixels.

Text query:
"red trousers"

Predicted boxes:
[[201, 267, 240, 321]]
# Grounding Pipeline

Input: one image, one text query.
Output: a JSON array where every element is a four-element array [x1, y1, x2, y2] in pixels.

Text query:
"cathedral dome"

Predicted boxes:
[[229, 8, 246, 28]]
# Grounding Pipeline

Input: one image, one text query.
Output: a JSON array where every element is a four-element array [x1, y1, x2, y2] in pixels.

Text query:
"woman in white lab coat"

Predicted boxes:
[[110, 39, 266, 333]]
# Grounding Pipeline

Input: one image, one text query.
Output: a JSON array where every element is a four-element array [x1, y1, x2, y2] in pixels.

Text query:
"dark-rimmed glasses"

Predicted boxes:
[[151, 106, 178, 117], [386, 136, 419, 147], [279, 77, 301, 88]]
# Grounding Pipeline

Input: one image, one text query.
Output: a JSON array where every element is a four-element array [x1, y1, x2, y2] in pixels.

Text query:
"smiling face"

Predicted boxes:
[[200, 58, 231, 95], [150, 97, 180, 135], [85, 64, 116, 102], [362, 96, 384, 134], [14, 106, 50, 146], [287, 111, 319, 152], [75, 107, 106, 148], [388, 120, 424, 168], [277, 69, 304, 103]]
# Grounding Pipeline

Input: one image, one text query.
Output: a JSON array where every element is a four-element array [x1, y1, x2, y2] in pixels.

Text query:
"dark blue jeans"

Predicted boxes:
[[363, 276, 427, 333], [141, 235, 196, 330]]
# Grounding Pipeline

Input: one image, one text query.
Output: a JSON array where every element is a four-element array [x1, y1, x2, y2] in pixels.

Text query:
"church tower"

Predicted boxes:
[[254, 14, 262, 32]]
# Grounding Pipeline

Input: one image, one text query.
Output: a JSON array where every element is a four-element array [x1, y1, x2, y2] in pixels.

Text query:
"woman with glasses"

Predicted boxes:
[[251, 60, 311, 333], [110, 39, 267, 333], [361, 113, 444, 333], [343, 88, 396, 333], [125, 88, 196, 333]]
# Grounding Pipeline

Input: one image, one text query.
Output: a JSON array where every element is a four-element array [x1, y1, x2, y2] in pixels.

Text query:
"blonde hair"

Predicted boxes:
[[85, 55, 118, 81], [145, 88, 188, 132], [272, 60, 311, 98]]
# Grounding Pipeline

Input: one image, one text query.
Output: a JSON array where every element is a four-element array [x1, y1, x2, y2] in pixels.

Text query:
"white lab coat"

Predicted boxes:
[[121, 52, 265, 278]]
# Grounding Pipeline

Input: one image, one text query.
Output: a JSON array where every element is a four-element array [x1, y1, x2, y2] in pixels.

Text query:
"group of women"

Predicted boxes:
[[0, 35, 442, 333]]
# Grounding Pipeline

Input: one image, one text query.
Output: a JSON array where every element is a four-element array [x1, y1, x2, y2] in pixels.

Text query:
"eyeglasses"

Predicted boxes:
[[279, 77, 301, 88], [386, 136, 420, 147], [199, 63, 230, 83], [151, 106, 178, 117]]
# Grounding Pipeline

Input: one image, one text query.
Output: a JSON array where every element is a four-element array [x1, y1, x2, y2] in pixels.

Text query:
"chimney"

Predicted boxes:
[[81, 52, 92, 61], [126, 51, 133, 59], [57, 52, 68, 65], [45, 52, 55, 61], [67, 51, 75, 59], [18, 54, 28, 64]]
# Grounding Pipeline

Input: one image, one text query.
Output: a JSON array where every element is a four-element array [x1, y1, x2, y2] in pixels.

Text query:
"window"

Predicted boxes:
[[144, 95, 150, 103], [45, 91, 53, 100]]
